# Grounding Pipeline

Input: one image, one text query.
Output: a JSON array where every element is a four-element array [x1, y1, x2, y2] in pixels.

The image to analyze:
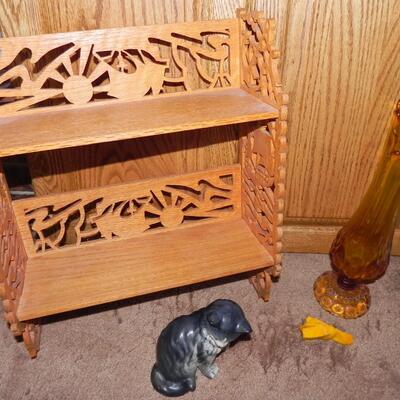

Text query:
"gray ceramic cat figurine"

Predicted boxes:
[[151, 299, 252, 397]]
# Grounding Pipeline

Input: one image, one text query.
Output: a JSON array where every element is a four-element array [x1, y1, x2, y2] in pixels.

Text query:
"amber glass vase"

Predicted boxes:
[[314, 102, 400, 319]]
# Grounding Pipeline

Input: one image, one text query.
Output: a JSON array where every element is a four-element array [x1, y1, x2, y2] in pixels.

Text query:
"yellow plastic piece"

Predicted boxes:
[[299, 316, 353, 345]]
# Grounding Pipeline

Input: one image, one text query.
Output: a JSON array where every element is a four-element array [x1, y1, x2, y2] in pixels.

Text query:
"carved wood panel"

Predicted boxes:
[[0, 19, 239, 116], [13, 166, 241, 254], [240, 124, 285, 301], [0, 163, 41, 357], [237, 9, 284, 106], [241, 126, 276, 254], [238, 10, 288, 301]]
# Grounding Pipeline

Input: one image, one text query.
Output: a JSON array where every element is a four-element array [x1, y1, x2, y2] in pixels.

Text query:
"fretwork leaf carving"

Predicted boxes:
[[0, 21, 236, 115], [18, 169, 239, 253]]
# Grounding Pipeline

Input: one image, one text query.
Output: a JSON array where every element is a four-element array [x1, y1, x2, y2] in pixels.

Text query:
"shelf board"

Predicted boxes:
[[17, 218, 273, 321], [0, 88, 278, 157]]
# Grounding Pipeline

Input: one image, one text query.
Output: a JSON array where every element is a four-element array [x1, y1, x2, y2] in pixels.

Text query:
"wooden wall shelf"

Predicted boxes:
[[0, 88, 278, 157], [0, 9, 288, 357], [18, 218, 273, 321]]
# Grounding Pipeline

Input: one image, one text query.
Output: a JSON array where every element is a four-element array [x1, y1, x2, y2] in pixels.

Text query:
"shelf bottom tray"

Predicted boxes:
[[17, 218, 274, 321]]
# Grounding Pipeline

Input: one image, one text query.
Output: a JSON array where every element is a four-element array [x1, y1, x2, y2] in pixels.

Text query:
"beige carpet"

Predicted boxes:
[[1, 253, 400, 400]]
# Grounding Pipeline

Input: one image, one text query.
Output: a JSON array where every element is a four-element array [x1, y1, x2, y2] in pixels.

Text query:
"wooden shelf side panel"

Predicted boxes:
[[237, 9, 288, 301], [241, 126, 276, 252], [12, 165, 242, 256], [237, 9, 286, 108], [0, 162, 41, 357]]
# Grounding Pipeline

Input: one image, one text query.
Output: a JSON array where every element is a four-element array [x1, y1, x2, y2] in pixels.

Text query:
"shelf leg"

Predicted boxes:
[[1, 294, 42, 357], [22, 322, 42, 358], [250, 263, 282, 301], [250, 271, 272, 301]]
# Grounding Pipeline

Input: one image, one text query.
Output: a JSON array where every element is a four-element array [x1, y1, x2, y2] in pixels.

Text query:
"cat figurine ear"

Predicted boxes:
[[235, 320, 252, 334], [207, 311, 222, 327]]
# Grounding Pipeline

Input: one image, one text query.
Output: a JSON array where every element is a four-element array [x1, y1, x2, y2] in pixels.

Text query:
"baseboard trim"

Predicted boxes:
[[283, 224, 400, 256]]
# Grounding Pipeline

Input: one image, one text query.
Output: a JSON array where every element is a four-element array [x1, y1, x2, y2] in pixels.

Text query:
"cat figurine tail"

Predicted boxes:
[[151, 364, 196, 397], [151, 299, 252, 397]]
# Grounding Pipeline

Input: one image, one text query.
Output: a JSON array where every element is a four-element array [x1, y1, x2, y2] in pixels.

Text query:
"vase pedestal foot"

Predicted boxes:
[[313, 271, 370, 319]]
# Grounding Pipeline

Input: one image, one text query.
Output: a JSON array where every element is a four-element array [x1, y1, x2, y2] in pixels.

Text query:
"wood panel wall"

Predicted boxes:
[[26, 128, 239, 194], [1, 0, 399, 253]]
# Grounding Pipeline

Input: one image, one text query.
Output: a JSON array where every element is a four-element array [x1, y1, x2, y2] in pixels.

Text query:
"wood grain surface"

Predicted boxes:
[[0, 18, 241, 116], [27, 123, 241, 194], [13, 164, 242, 255], [17, 218, 273, 320], [1, 0, 399, 224], [283, 224, 400, 256], [0, 88, 277, 156]]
